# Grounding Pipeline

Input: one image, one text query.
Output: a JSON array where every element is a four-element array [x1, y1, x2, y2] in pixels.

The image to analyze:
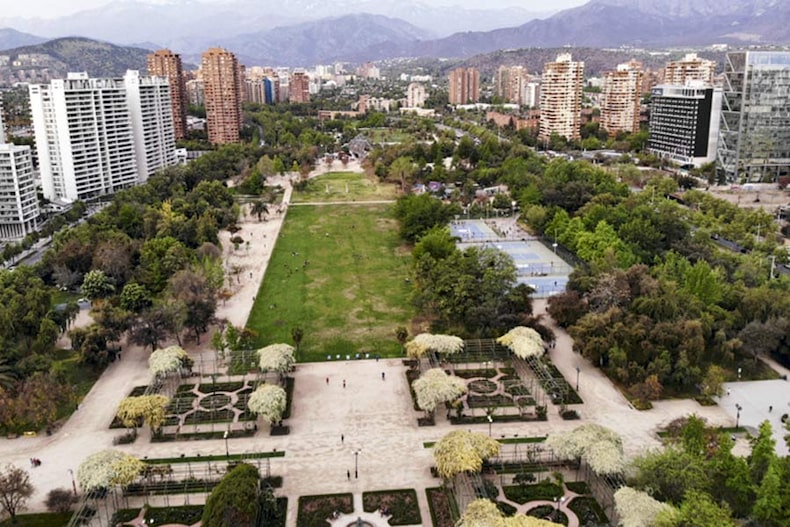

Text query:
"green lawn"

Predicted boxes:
[[364, 128, 412, 144], [291, 172, 398, 203], [0, 512, 71, 527], [247, 203, 413, 361]]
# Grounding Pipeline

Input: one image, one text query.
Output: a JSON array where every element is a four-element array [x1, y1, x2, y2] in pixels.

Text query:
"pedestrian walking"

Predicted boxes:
[[343, 380, 346, 388], [341, 434, 344, 443], [770, 405, 773, 412], [727, 388, 731, 396], [347, 470, 351, 480], [326, 377, 329, 385], [381, 372, 385, 381]]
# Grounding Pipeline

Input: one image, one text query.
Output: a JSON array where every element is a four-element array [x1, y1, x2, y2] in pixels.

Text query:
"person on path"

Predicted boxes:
[[341, 434, 344, 443], [347, 470, 351, 480], [326, 377, 329, 385], [343, 380, 346, 388], [381, 372, 385, 381]]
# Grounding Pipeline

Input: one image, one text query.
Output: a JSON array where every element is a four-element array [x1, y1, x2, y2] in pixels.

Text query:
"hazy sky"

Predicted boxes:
[[3, 0, 588, 19]]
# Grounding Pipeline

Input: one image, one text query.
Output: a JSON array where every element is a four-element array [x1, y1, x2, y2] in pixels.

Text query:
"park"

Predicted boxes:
[[1, 158, 789, 527]]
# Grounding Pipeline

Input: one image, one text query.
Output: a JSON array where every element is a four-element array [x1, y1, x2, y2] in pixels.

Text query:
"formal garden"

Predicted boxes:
[[405, 331, 583, 427]]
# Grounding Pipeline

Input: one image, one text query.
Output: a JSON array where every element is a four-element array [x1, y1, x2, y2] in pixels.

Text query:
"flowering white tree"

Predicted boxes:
[[614, 487, 674, 527], [257, 343, 295, 376], [457, 499, 562, 527], [433, 430, 500, 479], [497, 326, 544, 359], [116, 395, 170, 432], [149, 345, 189, 376], [77, 450, 144, 492], [412, 368, 467, 416], [545, 424, 625, 475], [247, 384, 287, 425], [405, 333, 464, 359]]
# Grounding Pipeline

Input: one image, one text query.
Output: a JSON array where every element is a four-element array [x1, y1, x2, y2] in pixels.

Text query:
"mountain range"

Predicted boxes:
[[0, 0, 789, 71]]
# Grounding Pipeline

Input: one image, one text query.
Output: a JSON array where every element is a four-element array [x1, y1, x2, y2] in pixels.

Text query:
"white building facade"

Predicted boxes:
[[29, 71, 176, 202]]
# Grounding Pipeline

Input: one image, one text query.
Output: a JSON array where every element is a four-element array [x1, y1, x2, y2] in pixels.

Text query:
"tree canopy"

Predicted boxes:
[[433, 430, 500, 479], [412, 368, 467, 414], [247, 384, 287, 425], [77, 450, 144, 491], [201, 463, 261, 527]]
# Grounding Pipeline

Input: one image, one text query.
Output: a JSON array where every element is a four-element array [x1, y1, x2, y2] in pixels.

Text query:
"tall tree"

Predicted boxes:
[[201, 463, 261, 527]]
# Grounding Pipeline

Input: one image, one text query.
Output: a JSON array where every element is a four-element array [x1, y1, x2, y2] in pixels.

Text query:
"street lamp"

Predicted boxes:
[[67, 469, 77, 496], [736, 404, 743, 429], [353, 450, 361, 479], [575, 367, 580, 392], [487, 414, 493, 437], [223, 430, 229, 457]]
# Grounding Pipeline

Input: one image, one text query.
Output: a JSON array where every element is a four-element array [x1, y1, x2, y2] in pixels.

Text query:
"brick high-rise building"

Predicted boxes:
[[448, 67, 479, 105], [201, 47, 242, 145], [601, 60, 643, 135], [289, 71, 310, 103], [539, 54, 584, 142], [496, 65, 527, 105], [663, 53, 716, 86], [147, 49, 187, 140]]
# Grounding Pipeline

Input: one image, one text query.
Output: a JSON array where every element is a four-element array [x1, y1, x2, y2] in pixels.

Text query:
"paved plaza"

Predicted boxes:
[[1, 166, 787, 526]]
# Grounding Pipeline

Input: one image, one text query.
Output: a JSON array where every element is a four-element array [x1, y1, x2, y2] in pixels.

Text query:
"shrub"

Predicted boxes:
[[46, 488, 77, 513]]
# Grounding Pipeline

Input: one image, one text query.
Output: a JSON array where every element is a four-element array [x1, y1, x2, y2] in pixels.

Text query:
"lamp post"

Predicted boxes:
[[223, 430, 229, 458], [575, 367, 580, 392], [353, 450, 361, 479], [67, 469, 77, 496], [736, 404, 743, 429], [487, 414, 493, 437]]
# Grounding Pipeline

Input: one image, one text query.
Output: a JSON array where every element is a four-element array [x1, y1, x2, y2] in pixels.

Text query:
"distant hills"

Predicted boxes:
[[0, 28, 45, 50], [0, 0, 788, 73], [0, 38, 150, 84], [220, 14, 433, 66], [0, 0, 550, 46]]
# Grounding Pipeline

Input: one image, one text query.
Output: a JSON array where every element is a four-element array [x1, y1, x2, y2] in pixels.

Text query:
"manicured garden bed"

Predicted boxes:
[[297, 493, 353, 527], [503, 482, 563, 503], [426, 487, 457, 527], [568, 496, 609, 525], [362, 489, 421, 525]]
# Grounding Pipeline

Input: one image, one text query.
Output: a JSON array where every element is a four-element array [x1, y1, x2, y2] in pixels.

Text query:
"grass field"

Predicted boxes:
[[291, 172, 398, 203], [247, 202, 413, 361], [363, 128, 412, 144], [0, 512, 71, 527]]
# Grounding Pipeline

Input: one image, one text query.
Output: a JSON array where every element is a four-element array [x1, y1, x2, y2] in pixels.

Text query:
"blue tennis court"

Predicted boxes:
[[450, 220, 498, 240], [452, 220, 574, 298]]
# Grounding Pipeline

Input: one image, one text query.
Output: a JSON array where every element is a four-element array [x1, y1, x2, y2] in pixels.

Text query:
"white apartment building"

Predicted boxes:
[[0, 143, 39, 239], [406, 82, 427, 108], [29, 71, 176, 202], [124, 70, 176, 181], [0, 107, 39, 239]]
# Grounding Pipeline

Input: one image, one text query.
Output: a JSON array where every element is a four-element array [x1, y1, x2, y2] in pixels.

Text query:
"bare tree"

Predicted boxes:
[[0, 464, 34, 523]]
